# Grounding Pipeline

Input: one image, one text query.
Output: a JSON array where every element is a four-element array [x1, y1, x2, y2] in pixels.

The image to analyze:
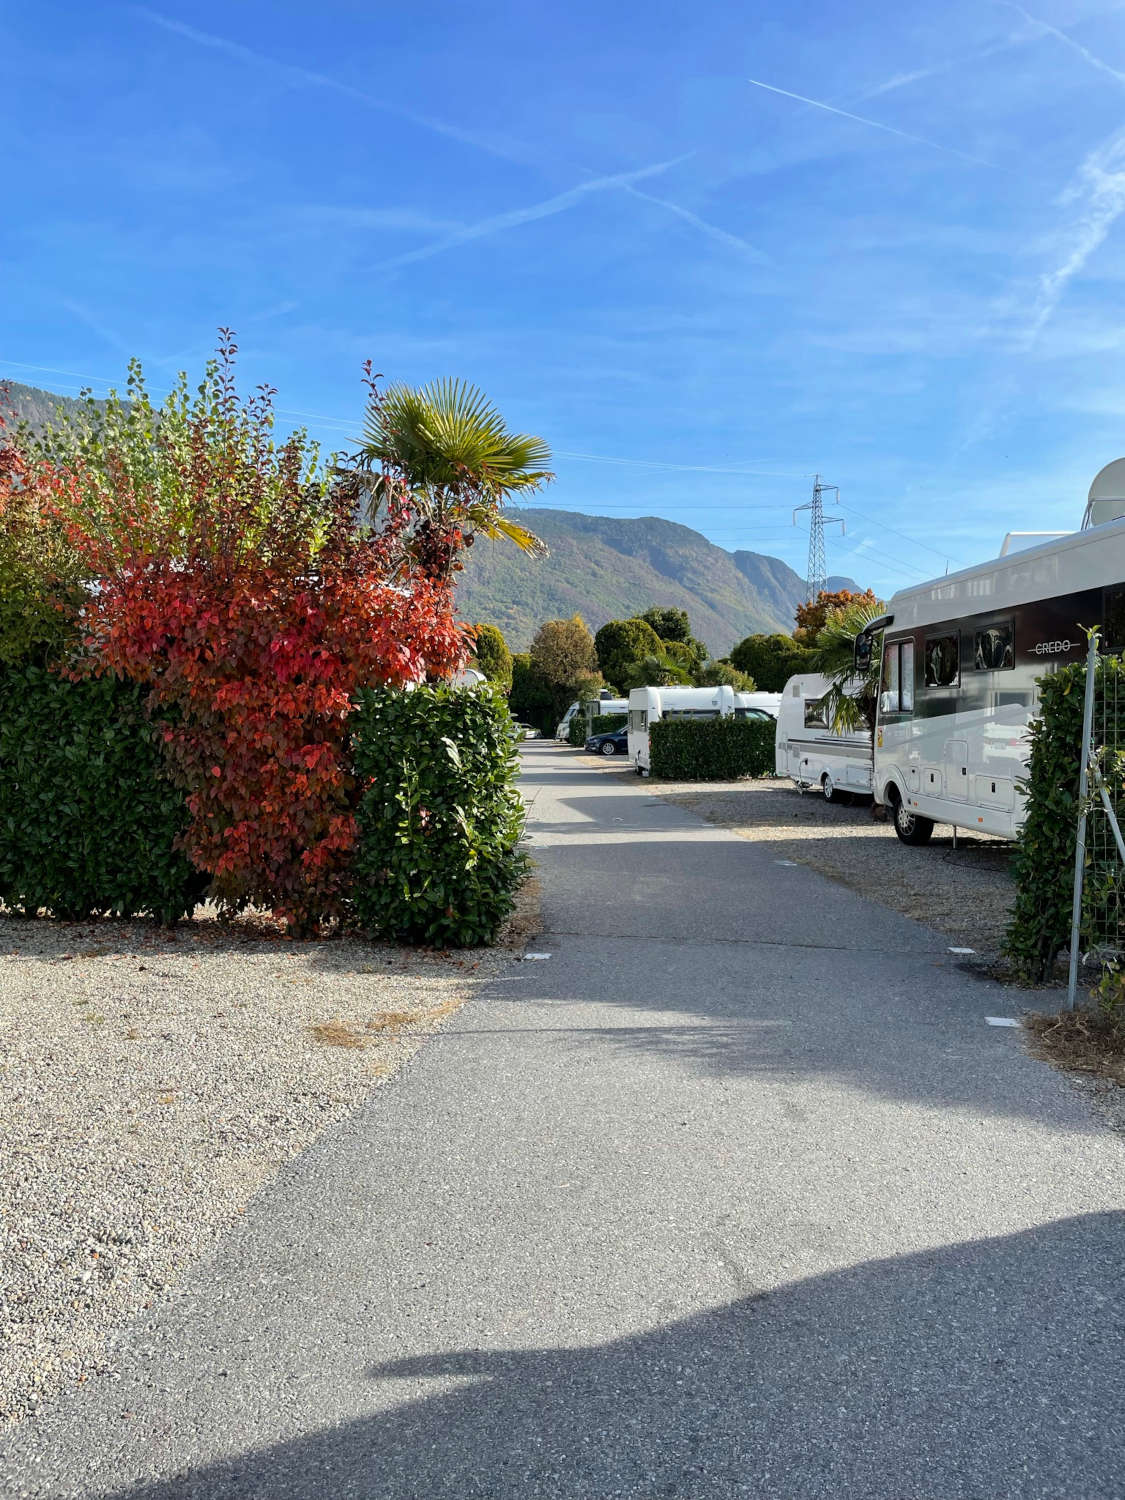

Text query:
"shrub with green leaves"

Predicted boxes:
[[350, 684, 527, 946], [1006, 656, 1125, 981], [0, 665, 203, 921], [650, 716, 775, 781]]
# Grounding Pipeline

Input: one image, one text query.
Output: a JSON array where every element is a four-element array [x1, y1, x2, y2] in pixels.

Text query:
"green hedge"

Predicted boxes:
[[591, 713, 626, 736], [0, 665, 203, 922], [1006, 656, 1125, 981], [568, 710, 627, 746], [350, 684, 528, 946], [650, 716, 775, 781]]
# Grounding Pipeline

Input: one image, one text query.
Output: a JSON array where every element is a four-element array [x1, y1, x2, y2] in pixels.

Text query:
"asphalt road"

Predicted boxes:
[[5, 741, 1125, 1499]]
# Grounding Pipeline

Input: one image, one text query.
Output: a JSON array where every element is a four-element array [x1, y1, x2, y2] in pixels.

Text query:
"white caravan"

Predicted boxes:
[[856, 461, 1125, 845], [556, 696, 628, 741], [627, 686, 781, 774], [774, 673, 872, 800]]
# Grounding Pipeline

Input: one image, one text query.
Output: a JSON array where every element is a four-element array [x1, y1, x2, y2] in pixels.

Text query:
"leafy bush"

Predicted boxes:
[[350, 684, 527, 946], [1006, 656, 1125, 981], [0, 665, 202, 921], [650, 716, 775, 781], [0, 436, 86, 668], [32, 339, 466, 932], [567, 714, 587, 746]]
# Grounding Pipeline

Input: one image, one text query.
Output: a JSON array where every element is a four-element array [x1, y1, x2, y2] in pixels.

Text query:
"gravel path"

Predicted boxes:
[[0, 895, 536, 1429], [647, 775, 1016, 962]]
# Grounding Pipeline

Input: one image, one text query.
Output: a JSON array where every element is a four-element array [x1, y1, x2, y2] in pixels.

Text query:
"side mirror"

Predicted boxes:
[[854, 634, 873, 673]]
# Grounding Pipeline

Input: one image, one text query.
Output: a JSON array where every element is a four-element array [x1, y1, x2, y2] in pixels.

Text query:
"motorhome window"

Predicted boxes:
[[924, 633, 960, 688], [803, 698, 828, 729], [880, 642, 900, 715], [974, 622, 1013, 671], [900, 641, 915, 711], [628, 710, 646, 731]]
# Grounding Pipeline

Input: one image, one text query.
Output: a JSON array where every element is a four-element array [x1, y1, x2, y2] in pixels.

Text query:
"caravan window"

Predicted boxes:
[[974, 622, 1014, 671], [803, 698, 828, 729], [924, 632, 960, 688], [629, 709, 647, 731]]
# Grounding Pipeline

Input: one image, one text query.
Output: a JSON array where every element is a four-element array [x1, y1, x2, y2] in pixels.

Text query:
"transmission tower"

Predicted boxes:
[[793, 475, 844, 602]]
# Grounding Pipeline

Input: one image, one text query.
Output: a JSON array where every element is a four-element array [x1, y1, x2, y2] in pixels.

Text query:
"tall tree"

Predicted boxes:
[[729, 633, 815, 692], [352, 376, 553, 580], [530, 614, 598, 688], [471, 623, 513, 690], [595, 617, 662, 690], [639, 607, 707, 667]]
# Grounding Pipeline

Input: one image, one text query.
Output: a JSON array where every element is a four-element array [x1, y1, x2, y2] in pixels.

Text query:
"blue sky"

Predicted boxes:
[[3, 1, 1125, 600]]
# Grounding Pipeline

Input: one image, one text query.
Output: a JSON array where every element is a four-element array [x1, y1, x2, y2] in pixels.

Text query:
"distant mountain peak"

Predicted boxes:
[[457, 506, 859, 654]]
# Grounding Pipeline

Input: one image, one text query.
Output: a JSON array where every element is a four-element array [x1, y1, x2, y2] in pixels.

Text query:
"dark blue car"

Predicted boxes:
[[585, 726, 628, 757]]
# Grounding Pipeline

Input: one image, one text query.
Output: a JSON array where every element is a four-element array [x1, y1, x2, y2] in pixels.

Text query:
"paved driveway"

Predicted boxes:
[[5, 742, 1124, 1499]]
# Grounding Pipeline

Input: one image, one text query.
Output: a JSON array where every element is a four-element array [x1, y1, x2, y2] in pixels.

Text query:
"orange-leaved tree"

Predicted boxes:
[[794, 588, 881, 644], [32, 336, 468, 931]]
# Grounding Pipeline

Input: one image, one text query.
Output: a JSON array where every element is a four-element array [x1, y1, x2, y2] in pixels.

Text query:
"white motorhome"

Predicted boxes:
[[557, 696, 628, 742], [774, 673, 872, 801], [627, 686, 781, 774], [857, 464, 1125, 845]]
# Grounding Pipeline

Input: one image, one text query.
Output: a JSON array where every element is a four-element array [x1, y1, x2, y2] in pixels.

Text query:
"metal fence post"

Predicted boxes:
[[1067, 632, 1100, 1010]]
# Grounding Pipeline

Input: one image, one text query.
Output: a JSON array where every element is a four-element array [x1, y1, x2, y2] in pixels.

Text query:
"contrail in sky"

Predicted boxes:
[[134, 7, 541, 168], [372, 156, 692, 272], [622, 185, 769, 262], [746, 76, 996, 168], [998, 0, 1125, 88]]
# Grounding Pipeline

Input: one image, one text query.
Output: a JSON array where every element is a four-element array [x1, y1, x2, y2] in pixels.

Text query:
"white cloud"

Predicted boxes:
[[1027, 125, 1125, 342]]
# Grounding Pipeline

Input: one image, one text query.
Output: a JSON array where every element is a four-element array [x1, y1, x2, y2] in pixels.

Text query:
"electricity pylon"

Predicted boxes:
[[793, 475, 844, 602]]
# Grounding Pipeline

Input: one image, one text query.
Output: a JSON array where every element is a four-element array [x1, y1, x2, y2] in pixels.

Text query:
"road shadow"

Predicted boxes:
[[100, 1213, 1125, 1499]]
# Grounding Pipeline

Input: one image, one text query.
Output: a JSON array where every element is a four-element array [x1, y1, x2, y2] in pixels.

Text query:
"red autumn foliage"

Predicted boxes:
[[46, 339, 468, 930]]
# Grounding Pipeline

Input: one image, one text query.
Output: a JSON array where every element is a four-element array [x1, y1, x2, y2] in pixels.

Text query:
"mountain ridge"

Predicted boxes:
[[457, 507, 858, 655], [0, 381, 859, 657]]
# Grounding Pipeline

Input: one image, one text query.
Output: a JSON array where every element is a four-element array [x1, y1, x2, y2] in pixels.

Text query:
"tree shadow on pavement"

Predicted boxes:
[[103, 1213, 1125, 1500]]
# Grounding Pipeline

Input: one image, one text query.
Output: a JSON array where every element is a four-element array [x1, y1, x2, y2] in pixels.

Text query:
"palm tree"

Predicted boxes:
[[810, 597, 887, 738], [352, 378, 552, 578]]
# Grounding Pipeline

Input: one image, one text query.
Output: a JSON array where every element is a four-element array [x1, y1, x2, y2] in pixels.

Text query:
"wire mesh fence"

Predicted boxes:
[[1068, 632, 1125, 1004]]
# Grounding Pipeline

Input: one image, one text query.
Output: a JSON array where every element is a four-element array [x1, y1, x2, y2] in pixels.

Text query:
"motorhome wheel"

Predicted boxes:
[[892, 795, 934, 846], [821, 773, 835, 802]]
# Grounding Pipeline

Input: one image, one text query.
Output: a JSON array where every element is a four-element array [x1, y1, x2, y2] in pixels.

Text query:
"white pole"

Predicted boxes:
[[1067, 632, 1100, 1010]]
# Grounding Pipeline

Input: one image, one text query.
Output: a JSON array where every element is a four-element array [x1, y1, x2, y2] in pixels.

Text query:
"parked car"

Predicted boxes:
[[585, 726, 628, 757], [513, 722, 542, 740]]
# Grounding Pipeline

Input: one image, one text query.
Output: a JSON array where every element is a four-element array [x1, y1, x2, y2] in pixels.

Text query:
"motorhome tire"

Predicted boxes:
[[891, 793, 934, 846]]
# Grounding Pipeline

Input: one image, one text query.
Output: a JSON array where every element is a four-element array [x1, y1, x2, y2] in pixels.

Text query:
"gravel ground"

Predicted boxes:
[[0, 889, 538, 1429], [649, 775, 1016, 961]]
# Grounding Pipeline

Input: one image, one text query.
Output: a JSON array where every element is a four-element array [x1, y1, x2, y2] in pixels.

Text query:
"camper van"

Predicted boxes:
[[627, 686, 781, 774], [856, 462, 1125, 845], [556, 696, 628, 742], [775, 673, 872, 800]]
